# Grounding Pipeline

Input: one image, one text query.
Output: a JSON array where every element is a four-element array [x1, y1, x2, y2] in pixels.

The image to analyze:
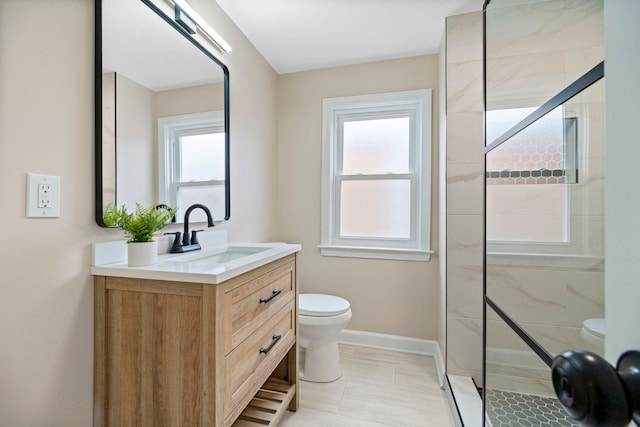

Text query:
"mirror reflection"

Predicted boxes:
[[96, 0, 229, 225]]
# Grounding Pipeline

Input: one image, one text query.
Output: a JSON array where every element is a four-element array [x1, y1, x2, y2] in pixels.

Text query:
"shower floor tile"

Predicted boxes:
[[486, 389, 580, 427]]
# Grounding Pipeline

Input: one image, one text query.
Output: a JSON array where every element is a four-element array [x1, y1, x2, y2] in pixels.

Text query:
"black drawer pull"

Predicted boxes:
[[259, 334, 281, 355], [259, 289, 282, 304]]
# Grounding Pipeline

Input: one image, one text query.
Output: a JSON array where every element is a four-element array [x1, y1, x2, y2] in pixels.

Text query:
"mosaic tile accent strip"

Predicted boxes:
[[486, 115, 578, 185], [486, 389, 580, 427], [486, 169, 568, 185], [487, 116, 576, 171]]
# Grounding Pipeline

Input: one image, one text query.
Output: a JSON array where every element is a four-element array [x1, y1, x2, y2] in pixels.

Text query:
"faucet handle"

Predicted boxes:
[[164, 232, 182, 252], [190, 230, 204, 245]]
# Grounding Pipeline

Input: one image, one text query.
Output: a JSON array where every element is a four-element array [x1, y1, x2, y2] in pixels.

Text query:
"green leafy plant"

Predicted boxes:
[[103, 203, 175, 243]]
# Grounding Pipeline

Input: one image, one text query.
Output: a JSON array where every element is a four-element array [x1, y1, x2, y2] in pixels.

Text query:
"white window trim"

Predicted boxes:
[[157, 111, 224, 211], [319, 90, 434, 262]]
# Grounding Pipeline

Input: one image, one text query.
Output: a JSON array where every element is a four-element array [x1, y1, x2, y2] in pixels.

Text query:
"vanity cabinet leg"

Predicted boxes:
[[287, 343, 299, 412], [94, 277, 107, 427]]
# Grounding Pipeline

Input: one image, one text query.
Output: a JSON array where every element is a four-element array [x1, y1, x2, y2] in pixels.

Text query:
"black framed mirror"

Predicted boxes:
[[95, 0, 230, 226]]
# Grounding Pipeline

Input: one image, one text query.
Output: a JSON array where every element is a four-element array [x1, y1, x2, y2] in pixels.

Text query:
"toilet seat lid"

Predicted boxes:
[[299, 294, 350, 317], [583, 318, 606, 339]]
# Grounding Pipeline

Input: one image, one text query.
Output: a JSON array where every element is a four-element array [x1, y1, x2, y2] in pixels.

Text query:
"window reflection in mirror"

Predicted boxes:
[[158, 112, 226, 223], [96, 0, 229, 226]]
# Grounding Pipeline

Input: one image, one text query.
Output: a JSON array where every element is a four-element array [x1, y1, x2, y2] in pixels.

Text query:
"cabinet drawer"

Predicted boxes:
[[223, 261, 294, 354], [224, 301, 295, 422]]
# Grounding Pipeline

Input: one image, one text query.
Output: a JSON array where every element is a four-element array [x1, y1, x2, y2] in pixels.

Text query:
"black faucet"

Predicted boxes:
[[168, 203, 215, 253]]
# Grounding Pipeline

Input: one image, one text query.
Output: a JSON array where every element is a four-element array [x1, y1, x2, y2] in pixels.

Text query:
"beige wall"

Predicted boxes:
[[187, 0, 280, 243], [155, 82, 224, 118], [116, 74, 155, 207], [276, 56, 440, 340], [0, 0, 278, 424]]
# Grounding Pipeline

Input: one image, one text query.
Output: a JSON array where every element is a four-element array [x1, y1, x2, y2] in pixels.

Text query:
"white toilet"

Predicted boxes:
[[299, 293, 352, 383], [581, 317, 606, 353]]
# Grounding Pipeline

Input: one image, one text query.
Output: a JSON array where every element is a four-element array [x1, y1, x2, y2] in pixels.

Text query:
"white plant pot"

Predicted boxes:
[[128, 241, 158, 267]]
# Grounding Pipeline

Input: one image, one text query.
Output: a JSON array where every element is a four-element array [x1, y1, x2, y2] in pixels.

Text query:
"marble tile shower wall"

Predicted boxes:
[[485, 0, 604, 113], [445, 11, 484, 384]]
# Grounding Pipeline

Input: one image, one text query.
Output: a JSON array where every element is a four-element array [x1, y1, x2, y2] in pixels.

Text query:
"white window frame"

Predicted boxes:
[[319, 90, 433, 261], [157, 111, 225, 217]]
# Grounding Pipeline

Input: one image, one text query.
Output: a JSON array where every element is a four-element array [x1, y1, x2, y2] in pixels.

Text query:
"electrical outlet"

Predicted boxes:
[[26, 173, 61, 218], [38, 184, 52, 208]]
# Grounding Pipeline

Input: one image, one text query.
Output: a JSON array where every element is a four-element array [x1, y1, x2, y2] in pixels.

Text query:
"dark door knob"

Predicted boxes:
[[551, 349, 640, 426]]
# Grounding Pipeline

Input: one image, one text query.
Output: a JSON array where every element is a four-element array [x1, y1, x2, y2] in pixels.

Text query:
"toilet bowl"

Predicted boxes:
[[581, 318, 605, 352], [299, 294, 352, 383]]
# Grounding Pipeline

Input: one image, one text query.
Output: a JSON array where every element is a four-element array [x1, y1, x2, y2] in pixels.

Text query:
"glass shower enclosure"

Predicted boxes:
[[483, 0, 605, 425]]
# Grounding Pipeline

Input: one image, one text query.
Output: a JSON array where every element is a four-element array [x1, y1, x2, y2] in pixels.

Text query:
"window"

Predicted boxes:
[[486, 105, 583, 257], [158, 111, 226, 222], [319, 90, 433, 261], [484, 76, 605, 266]]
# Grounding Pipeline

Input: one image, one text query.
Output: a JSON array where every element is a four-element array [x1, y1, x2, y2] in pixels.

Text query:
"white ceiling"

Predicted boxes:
[[103, 0, 224, 91], [216, 0, 482, 74]]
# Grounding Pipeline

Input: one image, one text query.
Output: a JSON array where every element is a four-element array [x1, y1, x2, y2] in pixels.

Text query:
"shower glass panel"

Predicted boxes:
[[484, 0, 604, 425], [485, 78, 605, 361], [485, 305, 581, 427]]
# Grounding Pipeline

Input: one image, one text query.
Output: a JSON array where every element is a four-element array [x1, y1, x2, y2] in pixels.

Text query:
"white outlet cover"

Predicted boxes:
[[26, 173, 61, 218]]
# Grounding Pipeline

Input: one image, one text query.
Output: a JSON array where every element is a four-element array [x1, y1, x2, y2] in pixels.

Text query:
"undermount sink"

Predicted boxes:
[[166, 244, 273, 265]]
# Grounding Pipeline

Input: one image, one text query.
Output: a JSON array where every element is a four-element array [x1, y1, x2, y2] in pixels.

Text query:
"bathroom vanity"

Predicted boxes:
[[91, 237, 301, 427], [93, 0, 298, 422]]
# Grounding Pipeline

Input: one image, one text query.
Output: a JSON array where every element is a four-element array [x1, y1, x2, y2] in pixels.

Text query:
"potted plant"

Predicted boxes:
[[103, 203, 175, 266]]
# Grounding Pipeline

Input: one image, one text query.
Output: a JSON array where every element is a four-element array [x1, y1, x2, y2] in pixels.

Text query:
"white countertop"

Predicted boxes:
[[91, 231, 301, 284]]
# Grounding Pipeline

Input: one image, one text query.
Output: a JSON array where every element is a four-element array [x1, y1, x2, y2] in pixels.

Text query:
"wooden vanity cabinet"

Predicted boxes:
[[94, 254, 298, 427]]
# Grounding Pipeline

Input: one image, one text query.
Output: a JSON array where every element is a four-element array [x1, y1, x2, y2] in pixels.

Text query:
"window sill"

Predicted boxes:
[[318, 245, 433, 262], [486, 252, 604, 271]]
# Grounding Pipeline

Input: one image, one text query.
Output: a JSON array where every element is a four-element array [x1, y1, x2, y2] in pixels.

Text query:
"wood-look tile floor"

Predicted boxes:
[[280, 345, 455, 427]]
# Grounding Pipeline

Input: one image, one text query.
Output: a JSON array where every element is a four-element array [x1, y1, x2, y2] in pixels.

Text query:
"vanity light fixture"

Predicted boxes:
[[173, 0, 232, 52], [175, 7, 197, 34]]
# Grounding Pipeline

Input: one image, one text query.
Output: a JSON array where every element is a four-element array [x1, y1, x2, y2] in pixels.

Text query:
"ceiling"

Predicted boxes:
[[102, 0, 224, 91], [216, 0, 482, 74]]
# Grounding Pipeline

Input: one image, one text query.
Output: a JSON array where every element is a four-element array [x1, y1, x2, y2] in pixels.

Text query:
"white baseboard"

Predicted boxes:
[[434, 341, 446, 388], [338, 329, 445, 387]]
